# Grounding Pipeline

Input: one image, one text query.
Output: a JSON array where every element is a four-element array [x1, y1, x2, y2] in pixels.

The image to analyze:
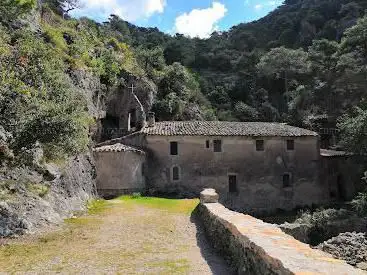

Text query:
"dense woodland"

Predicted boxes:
[[0, 0, 367, 162]]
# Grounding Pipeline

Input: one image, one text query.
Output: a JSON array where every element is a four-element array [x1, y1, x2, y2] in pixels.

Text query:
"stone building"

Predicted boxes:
[[94, 118, 333, 213], [141, 121, 323, 213], [94, 143, 146, 198]]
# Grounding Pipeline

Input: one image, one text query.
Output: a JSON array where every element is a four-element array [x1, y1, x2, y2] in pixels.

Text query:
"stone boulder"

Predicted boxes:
[[318, 232, 367, 270]]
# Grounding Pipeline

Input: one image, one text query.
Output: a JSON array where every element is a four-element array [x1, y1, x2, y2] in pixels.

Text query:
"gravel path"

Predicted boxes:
[[0, 198, 232, 274]]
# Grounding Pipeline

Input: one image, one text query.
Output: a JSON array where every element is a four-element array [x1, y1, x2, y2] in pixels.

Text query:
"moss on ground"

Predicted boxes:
[[144, 259, 190, 274], [118, 196, 199, 215]]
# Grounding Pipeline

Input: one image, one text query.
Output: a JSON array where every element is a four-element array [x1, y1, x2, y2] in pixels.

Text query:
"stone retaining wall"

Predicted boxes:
[[197, 189, 365, 275]]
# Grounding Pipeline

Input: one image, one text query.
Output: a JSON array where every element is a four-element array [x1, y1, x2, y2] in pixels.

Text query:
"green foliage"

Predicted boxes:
[[0, 0, 36, 25], [351, 192, 367, 216], [153, 62, 213, 120], [296, 208, 352, 245], [234, 102, 259, 121], [338, 107, 367, 154], [0, 25, 91, 160]]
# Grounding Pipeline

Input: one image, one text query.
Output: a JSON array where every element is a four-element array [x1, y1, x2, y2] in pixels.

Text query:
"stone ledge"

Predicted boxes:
[[200, 188, 219, 203], [198, 201, 365, 274]]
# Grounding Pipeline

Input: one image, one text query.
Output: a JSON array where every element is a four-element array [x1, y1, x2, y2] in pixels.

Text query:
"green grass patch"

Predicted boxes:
[[65, 216, 96, 226], [117, 196, 199, 215], [87, 199, 109, 214], [1, 243, 41, 258], [144, 259, 190, 274]]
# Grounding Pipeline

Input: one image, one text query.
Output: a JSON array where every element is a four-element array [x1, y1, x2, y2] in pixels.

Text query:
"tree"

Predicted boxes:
[[136, 47, 165, 79], [338, 107, 367, 155], [257, 47, 310, 94], [153, 63, 211, 121], [44, 0, 82, 18], [234, 102, 259, 121], [335, 16, 367, 112], [60, 0, 82, 18]]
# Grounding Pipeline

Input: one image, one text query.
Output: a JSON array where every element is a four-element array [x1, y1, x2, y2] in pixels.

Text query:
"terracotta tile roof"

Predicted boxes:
[[142, 121, 318, 137], [93, 143, 145, 154]]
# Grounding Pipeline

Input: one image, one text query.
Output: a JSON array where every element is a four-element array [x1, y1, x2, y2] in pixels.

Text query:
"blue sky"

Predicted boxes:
[[71, 0, 283, 38]]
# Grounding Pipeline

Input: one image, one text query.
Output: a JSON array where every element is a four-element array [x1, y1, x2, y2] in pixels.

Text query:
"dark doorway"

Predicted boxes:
[[129, 108, 137, 129], [229, 175, 237, 193]]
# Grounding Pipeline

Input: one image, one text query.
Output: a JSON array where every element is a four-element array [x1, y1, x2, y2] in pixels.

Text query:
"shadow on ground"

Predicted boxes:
[[190, 207, 235, 275]]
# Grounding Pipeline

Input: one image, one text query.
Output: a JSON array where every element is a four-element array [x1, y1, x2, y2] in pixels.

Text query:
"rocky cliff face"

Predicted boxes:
[[0, 152, 96, 237]]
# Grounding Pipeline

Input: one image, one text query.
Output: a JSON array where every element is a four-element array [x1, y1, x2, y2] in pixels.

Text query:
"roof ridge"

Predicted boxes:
[[142, 121, 318, 137]]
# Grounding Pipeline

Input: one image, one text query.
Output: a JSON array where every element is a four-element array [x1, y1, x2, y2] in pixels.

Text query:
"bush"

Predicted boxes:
[[351, 193, 367, 216], [296, 208, 352, 245]]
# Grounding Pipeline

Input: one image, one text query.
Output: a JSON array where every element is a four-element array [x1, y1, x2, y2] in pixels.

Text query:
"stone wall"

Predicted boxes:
[[145, 135, 324, 213], [197, 189, 365, 275], [94, 149, 146, 198]]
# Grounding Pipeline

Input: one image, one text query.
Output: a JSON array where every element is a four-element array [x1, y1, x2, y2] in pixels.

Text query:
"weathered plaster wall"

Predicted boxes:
[[94, 150, 146, 198], [197, 190, 364, 275], [145, 135, 324, 213]]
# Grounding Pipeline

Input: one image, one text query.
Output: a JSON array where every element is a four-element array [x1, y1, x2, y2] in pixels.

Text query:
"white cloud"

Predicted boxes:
[[248, 1, 283, 11], [174, 2, 227, 39], [71, 0, 166, 22], [254, 4, 263, 10]]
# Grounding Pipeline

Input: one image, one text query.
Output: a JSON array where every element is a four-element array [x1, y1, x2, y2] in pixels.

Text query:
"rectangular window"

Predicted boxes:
[[206, 140, 210, 149], [283, 173, 291, 188], [229, 175, 237, 193], [172, 166, 180, 181], [287, 140, 295, 151], [170, 141, 178, 155], [213, 140, 222, 152], [256, 140, 264, 151]]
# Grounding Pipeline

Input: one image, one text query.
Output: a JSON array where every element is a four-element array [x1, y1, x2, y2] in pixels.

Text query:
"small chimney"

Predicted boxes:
[[147, 112, 155, 127]]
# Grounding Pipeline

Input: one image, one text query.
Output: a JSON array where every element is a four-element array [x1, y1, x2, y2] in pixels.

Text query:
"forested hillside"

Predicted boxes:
[[1, 0, 367, 165]]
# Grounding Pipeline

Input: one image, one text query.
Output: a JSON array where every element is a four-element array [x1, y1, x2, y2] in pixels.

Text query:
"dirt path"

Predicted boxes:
[[0, 197, 232, 274]]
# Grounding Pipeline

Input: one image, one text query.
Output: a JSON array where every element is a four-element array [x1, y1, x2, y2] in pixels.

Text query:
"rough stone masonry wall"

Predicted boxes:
[[197, 189, 365, 275]]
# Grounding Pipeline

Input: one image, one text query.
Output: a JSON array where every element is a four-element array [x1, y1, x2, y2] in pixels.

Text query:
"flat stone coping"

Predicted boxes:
[[200, 189, 219, 203], [203, 202, 366, 274]]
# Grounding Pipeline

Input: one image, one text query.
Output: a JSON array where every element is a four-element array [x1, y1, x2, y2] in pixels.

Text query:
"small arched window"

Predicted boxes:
[[172, 166, 180, 181]]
